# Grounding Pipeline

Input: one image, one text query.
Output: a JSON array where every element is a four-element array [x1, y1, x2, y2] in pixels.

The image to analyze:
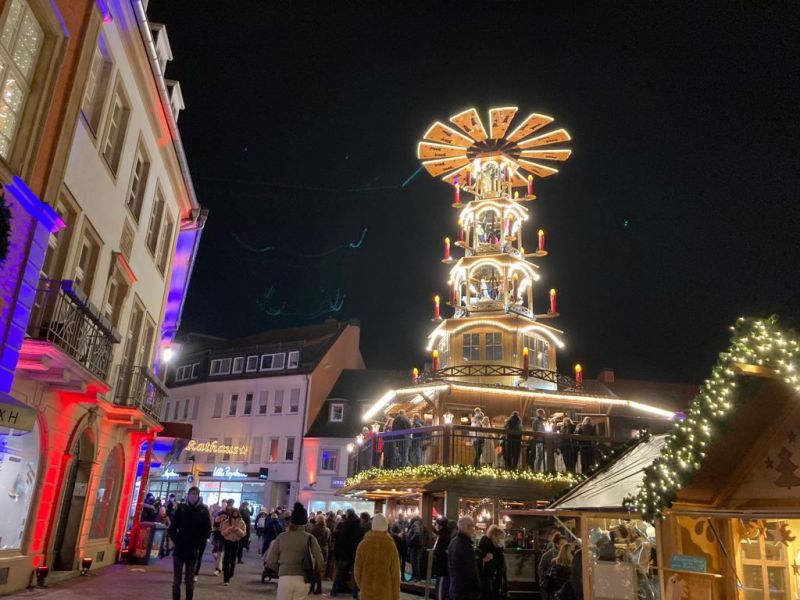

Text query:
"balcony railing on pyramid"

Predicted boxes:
[[421, 364, 579, 390]]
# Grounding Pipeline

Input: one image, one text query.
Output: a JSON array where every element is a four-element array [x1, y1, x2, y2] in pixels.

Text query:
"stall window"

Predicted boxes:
[[0, 419, 40, 549], [739, 519, 793, 600], [89, 445, 123, 539], [463, 333, 480, 361]]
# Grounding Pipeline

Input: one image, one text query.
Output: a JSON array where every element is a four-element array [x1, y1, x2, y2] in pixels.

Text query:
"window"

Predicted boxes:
[[207, 437, 217, 463], [738, 519, 793, 600], [259, 354, 273, 371], [125, 143, 150, 221], [222, 437, 232, 462], [172, 401, 179, 421], [245, 356, 258, 372], [175, 364, 196, 382], [260, 353, 285, 371], [287, 351, 299, 369], [210, 358, 232, 376], [102, 270, 129, 328], [524, 335, 550, 370], [157, 212, 175, 274], [485, 332, 503, 360], [250, 437, 262, 464], [320, 448, 338, 472], [289, 388, 300, 414], [137, 316, 156, 369], [82, 35, 112, 134], [73, 231, 100, 297], [243, 393, 253, 415], [273, 390, 283, 414], [438, 336, 449, 368], [0, 0, 43, 159], [228, 394, 238, 416], [182, 398, 189, 420], [284, 437, 295, 461], [191, 396, 199, 419], [258, 391, 268, 415], [41, 198, 77, 280], [212, 393, 223, 418], [272, 353, 285, 370], [232, 357, 244, 374], [101, 84, 130, 173], [329, 403, 344, 422], [268, 438, 279, 462], [463, 333, 480, 361], [89, 446, 123, 540], [191, 363, 200, 378], [145, 188, 165, 255]]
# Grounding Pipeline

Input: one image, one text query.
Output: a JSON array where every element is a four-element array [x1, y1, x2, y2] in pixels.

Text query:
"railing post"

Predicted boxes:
[[443, 425, 451, 466]]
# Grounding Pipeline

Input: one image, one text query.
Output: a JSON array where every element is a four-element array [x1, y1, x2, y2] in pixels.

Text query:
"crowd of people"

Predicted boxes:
[[358, 408, 599, 473], [152, 489, 586, 600]]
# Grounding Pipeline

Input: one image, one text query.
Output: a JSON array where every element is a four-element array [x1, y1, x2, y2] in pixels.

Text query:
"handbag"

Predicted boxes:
[[301, 535, 316, 583]]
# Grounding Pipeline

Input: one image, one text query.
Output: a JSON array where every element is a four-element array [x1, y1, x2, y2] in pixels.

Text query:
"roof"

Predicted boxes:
[[595, 379, 698, 413], [306, 369, 409, 438], [550, 434, 668, 511]]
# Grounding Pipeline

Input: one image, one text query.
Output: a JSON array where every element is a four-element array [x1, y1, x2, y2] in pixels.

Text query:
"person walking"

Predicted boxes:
[[477, 525, 506, 600], [447, 516, 481, 600], [262, 511, 285, 555], [266, 503, 325, 600], [193, 496, 212, 581], [212, 500, 229, 575], [354, 513, 401, 600], [543, 543, 573, 599], [220, 507, 247, 586], [471, 408, 485, 467], [237, 501, 252, 563], [432, 517, 453, 600], [406, 514, 426, 582], [309, 515, 331, 594], [332, 510, 363, 597], [532, 409, 548, 471], [168, 486, 211, 600], [503, 412, 522, 470]]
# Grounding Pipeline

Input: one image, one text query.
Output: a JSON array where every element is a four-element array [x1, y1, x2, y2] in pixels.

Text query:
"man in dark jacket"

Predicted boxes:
[[391, 409, 412, 466], [260, 512, 283, 555], [169, 486, 211, 600], [237, 501, 251, 563], [332, 510, 363, 597], [407, 515, 427, 581], [433, 517, 453, 600], [447, 516, 481, 600]]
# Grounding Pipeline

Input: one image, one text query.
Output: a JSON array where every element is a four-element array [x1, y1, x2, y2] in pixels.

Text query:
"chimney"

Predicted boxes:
[[597, 368, 615, 384]]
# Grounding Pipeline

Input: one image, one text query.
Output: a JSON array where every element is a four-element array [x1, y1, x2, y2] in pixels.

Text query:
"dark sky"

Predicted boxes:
[[148, 1, 799, 383]]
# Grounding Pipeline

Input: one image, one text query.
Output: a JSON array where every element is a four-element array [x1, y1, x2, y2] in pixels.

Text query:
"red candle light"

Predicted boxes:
[[433, 295, 440, 320], [453, 178, 460, 206], [574, 364, 583, 387], [527, 175, 533, 196], [549, 288, 557, 314], [522, 347, 530, 373], [432, 350, 439, 371], [444, 237, 450, 260], [538, 229, 545, 252], [512, 273, 519, 297], [412, 367, 419, 383]]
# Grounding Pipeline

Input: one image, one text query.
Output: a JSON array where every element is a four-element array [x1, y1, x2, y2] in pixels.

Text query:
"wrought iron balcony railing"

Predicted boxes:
[[27, 279, 121, 380], [113, 365, 168, 420], [421, 364, 579, 389], [347, 424, 620, 478]]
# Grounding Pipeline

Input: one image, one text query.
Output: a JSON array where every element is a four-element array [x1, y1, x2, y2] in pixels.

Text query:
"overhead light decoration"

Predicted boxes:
[[345, 464, 582, 488], [628, 317, 800, 523]]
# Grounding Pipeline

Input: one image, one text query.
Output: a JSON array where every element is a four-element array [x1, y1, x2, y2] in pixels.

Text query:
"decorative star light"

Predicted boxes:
[[417, 107, 572, 186]]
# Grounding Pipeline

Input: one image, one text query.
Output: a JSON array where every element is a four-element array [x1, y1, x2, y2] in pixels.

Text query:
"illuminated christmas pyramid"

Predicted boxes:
[[418, 107, 577, 389]]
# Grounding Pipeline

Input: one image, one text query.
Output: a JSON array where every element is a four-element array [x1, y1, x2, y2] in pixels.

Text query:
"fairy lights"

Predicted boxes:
[[345, 464, 582, 488], [628, 317, 800, 523]]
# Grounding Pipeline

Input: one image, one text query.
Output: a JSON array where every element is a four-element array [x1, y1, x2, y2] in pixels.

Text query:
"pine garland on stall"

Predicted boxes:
[[627, 316, 800, 523], [346, 464, 582, 488]]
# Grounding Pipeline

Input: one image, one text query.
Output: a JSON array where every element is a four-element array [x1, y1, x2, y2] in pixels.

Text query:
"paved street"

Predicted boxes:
[[10, 549, 425, 600]]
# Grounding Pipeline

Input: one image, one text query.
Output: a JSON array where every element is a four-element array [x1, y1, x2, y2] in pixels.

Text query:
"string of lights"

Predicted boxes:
[[345, 464, 583, 488]]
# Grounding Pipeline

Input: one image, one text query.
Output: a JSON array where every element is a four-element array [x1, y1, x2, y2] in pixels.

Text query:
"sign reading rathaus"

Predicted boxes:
[[185, 439, 248, 456]]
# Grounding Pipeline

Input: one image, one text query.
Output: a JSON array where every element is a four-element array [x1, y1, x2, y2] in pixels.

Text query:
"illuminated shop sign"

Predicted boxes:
[[212, 466, 247, 479], [186, 439, 248, 456], [331, 477, 346, 489]]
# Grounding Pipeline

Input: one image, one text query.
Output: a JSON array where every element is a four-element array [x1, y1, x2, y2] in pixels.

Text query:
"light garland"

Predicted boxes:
[[345, 464, 583, 487], [628, 317, 800, 523]]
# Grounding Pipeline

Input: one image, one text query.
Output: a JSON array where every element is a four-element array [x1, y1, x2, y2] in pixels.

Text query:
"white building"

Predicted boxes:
[[154, 319, 364, 512]]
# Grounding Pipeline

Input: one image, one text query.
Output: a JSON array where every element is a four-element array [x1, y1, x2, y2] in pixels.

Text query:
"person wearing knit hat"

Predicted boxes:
[[266, 502, 324, 600], [354, 513, 400, 600]]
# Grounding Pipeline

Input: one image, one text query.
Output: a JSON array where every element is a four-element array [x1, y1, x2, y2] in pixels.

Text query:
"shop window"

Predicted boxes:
[[232, 357, 244, 374], [485, 332, 503, 360], [319, 448, 338, 473], [273, 390, 283, 414], [268, 437, 279, 462], [228, 394, 238, 416], [243, 393, 253, 415], [89, 445, 123, 539], [329, 403, 344, 422], [289, 388, 300, 414], [738, 519, 794, 600], [245, 356, 259, 372], [463, 333, 480, 361], [258, 391, 268, 415], [284, 437, 295, 461], [0, 418, 40, 549], [287, 351, 299, 369], [212, 393, 222, 418]]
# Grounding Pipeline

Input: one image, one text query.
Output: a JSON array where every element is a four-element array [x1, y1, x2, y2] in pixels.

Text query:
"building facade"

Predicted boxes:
[[0, 0, 204, 592], [152, 320, 365, 512]]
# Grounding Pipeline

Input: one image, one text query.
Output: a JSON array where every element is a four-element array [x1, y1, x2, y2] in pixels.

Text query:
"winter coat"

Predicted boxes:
[[263, 517, 284, 548], [448, 532, 481, 600], [335, 517, 364, 563], [220, 516, 246, 542], [354, 530, 401, 600], [310, 521, 331, 558], [265, 527, 325, 577], [544, 562, 571, 595], [406, 517, 426, 549], [477, 536, 506, 600], [391, 414, 411, 431], [432, 525, 453, 577], [168, 501, 212, 561]]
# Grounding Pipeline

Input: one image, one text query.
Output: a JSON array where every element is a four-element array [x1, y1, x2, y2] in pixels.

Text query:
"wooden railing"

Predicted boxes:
[[420, 364, 579, 389]]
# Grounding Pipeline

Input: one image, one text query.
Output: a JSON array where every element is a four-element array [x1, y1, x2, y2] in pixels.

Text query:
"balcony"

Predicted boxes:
[[423, 364, 579, 389], [113, 366, 168, 421], [347, 424, 622, 477], [21, 280, 120, 386]]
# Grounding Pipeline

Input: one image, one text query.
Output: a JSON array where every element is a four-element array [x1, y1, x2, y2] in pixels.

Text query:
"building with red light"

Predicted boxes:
[[0, 0, 204, 592]]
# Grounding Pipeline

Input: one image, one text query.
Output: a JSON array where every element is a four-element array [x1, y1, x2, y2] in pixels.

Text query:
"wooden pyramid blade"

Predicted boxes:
[[450, 108, 488, 142], [423, 156, 471, 178], [423, 121, 475, 147], [506, 113, 554, 143], [518, 159, 559, 178], [517, 128, 572, 149], [519, 149, 572, 161], [489, 107, 518, 139], [417, 141, 469, 160], [442, 164, 472, 185]]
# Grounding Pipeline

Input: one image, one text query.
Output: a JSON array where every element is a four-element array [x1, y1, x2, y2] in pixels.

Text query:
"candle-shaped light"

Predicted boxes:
[[444, 237, 451, 260], [574, 363, 583, 387], [522, 347, 530, 373], [432, 350, 439, 371], [453, 177, 460, 205], [527, 175, 533, 196], [538, 229, 545, 252], [512, 273, 519, 297], [549, 288, 557, 314], [450, 282, 457, 305], [433, 295, 440, 320], [412, 367, 419, 383]]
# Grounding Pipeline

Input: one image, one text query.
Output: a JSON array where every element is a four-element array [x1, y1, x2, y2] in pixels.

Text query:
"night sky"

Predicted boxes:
[[148, 1, 799, 383]]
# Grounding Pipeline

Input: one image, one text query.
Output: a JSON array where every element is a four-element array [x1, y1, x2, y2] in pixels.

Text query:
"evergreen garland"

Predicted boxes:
[[345, 464, 582, 488]]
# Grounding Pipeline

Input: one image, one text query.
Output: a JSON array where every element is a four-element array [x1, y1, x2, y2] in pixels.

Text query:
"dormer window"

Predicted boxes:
[[329, 403, 344, 422], [463, 333, 480, 361], [210, 358, 231, 376], [287, 351, 300, 369]]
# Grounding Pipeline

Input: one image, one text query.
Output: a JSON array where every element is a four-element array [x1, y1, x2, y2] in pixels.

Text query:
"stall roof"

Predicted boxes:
[[549, 434, 667, 511]]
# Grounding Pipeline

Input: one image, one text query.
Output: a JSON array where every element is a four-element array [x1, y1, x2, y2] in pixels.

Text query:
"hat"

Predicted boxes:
[[371, 513, 388, 532], [290, 502, 308, 526]]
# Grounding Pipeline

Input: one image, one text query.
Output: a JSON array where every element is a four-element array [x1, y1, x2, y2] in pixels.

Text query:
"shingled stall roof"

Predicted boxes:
[[306, 369, 410, 438]]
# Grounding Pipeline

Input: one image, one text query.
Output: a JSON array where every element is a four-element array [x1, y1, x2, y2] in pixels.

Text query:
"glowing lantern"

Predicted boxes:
[[538, 229, 545, 252], [549, 288, 557, 314], [432, 350, 439, 371], [412, 367, 419, 383], [574, 364, 583, 386]]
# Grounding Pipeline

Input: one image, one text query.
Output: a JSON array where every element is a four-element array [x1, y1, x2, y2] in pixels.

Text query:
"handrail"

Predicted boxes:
[[113, 365, 167, 420], [421, 364, 580, 389]]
